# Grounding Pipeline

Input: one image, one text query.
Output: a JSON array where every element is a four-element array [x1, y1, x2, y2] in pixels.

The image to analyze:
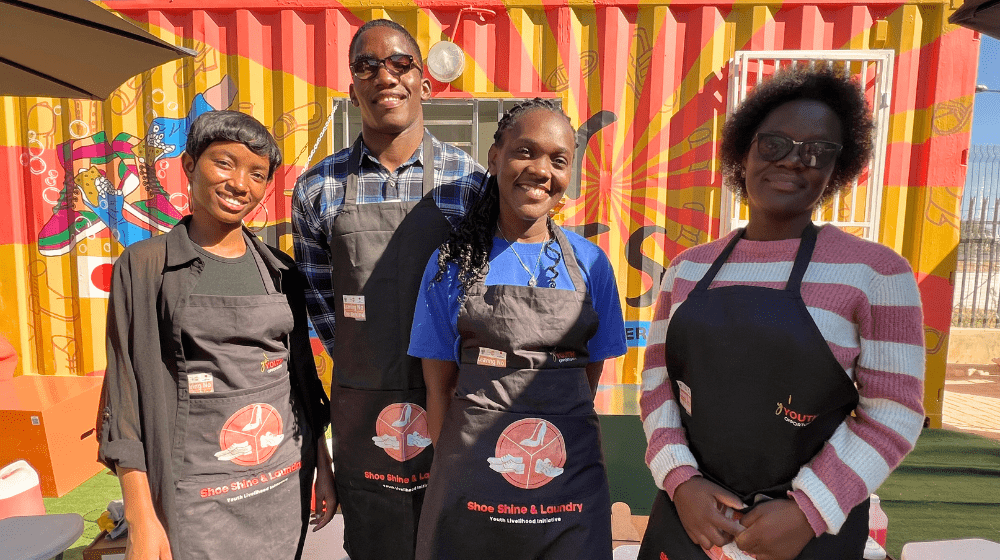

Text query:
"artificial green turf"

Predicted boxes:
[[877, 429, 1000, 559], [41, 469, 122, 560]]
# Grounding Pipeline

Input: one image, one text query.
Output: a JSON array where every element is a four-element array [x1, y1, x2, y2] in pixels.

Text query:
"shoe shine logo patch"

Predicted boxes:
[[372, 403, 432, 462], [216, 403, 284, 466], [489, 419, 566, 489], [775, 396, 818, 427]]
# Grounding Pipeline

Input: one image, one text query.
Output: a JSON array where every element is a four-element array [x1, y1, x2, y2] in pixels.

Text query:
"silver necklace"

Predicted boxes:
[[498, 228, 547, 287]]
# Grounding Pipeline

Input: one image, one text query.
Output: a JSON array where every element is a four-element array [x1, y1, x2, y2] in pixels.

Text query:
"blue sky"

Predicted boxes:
[[972, 35, 1000, 145]]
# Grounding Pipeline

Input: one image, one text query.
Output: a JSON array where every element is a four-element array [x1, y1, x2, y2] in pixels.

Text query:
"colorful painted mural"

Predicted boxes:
[[0, 0, 979, 425]]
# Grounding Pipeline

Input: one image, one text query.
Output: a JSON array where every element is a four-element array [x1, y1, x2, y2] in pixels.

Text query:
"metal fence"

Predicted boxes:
[[954, 145, 1000, 328]]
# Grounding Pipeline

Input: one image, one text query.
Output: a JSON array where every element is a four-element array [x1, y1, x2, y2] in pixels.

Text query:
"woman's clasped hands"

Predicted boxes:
[[674, 477, 815, 560]]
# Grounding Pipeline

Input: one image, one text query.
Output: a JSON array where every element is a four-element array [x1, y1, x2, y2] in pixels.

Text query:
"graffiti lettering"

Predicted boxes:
[[624, 225, 667, 308], [570, 111, 617, 200]]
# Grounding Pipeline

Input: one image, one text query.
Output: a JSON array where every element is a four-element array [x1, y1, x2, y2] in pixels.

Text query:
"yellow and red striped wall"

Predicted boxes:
[[0, 0, 979, 425]]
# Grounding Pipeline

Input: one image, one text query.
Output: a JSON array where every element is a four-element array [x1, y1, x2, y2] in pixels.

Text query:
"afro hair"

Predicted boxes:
[[719, 63, 875, 203]]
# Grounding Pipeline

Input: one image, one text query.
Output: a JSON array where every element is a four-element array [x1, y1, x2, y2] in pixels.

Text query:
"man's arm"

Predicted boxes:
[[291, 177, 338, 356]]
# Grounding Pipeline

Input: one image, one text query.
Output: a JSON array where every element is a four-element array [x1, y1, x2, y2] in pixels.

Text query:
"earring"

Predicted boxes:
[[739, 167, 746, 178], [549, 195, 568, 217]]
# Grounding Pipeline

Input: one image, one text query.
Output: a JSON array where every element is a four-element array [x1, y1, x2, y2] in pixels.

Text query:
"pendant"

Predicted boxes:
[[528, 277, 537, 287]]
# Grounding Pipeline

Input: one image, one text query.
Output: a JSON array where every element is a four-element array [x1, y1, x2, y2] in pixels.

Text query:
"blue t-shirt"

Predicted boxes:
[[409, 229, 627, 364]]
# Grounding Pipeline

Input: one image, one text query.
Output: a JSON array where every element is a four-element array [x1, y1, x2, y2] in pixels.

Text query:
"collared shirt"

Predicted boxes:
[[97, 216, 328, 549], [291, 131, 486, 355]]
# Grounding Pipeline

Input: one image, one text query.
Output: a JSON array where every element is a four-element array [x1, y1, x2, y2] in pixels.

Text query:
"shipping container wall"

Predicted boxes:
[[0, 0, 977, 424]]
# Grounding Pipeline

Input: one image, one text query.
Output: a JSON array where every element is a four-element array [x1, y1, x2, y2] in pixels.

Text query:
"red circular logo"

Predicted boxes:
[[91, 263, 113, 293], [492, 419, 566, 489], [373, 403, 431, 462], [217, 403, 283, 466]]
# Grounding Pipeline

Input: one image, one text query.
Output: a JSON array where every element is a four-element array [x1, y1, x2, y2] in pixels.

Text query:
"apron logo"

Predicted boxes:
[[477, 347, 507, 368], [215, 403, 284, 466], [372, 403, 431, 462], [260, 353, 284, 373], [551, 350, 577, 364], [489, 419, 566, 489], [676, 380, 692, 415], [343, 295, 366, 321], [188, 373, 214, 394], [775, 396, 818, 427]]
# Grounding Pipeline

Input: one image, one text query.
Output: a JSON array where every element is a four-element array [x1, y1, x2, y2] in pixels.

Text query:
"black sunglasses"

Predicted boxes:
[[752, 132, 842, 169], [350, 54, 421, 80]]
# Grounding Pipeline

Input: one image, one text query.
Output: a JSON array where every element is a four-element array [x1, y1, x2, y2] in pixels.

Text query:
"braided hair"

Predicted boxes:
[[433, 98, 573, 300]]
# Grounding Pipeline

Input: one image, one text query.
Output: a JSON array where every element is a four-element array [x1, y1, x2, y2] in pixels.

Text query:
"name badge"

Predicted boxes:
[[188, 373, 214, 394], [343, 295, 366, 320], [477, 347, 507, 368], [676, 380, 692, 415]]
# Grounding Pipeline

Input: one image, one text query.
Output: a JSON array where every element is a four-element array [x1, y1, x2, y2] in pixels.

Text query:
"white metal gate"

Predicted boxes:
[[721, 50, 895, 242]]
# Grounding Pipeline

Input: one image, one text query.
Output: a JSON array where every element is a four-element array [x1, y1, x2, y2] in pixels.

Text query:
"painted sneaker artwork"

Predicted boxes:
[[37, 77, 236, 257]]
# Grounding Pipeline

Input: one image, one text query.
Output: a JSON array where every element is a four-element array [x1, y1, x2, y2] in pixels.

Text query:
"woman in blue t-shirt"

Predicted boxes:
[[409, 98, 627, 560]]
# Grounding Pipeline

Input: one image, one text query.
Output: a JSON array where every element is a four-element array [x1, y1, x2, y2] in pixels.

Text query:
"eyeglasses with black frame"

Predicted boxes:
[[350, 54, 421, 80], [752, 133, 842, 169]]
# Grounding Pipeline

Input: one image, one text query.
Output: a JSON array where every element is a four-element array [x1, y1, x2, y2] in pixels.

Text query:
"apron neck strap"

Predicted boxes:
[[694, 223, 818, 294], [345, 132, 435, 203], [785, 223, 818, 294], [551, 225, 587, 294], [694, 230, 744, 292], [243, 234, 280, 294], [345, 134, 364, 204], [421, 132, 435, 197]]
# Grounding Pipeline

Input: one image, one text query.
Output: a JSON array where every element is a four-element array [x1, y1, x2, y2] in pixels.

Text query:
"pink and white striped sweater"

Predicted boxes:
[[639, 225, 925, 536]]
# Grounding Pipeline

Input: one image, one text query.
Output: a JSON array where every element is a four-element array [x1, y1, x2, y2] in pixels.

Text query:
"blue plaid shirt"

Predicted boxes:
[[292, 131, 486, 354]]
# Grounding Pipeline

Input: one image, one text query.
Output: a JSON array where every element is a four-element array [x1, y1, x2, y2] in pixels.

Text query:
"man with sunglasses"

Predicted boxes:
[[292, 19, 485, 560]]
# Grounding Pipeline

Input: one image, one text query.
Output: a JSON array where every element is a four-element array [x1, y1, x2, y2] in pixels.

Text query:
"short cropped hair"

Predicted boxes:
[[720, 64, 875, 202], [348, 19, 423, 68], [184, 111, 282, 181]]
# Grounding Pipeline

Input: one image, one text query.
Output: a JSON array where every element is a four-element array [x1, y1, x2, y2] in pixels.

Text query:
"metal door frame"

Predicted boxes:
[[721, 50, 895, 242]]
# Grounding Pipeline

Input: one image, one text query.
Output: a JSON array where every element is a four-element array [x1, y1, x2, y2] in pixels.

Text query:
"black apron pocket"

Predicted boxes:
[[420, 407, 611, 559]]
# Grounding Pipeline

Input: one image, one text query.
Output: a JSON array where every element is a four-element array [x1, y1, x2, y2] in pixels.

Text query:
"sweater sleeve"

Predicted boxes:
[[789, 264, 925, 535], [639, 263, 701, 497], [97, 251, 148, 472]]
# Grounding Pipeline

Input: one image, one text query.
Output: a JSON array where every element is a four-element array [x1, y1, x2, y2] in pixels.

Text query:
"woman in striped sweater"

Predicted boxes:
[[638, 66, 925, 560]]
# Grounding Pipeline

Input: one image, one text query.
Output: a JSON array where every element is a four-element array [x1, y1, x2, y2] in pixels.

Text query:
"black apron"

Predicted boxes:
[[638, 225, 869, 560], [171, 238, 314, 560], [415, 227, 612, 560], [328, 133, 450, 560]]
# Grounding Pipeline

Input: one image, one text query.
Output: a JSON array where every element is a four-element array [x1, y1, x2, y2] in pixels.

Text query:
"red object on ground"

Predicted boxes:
[[0, 460, 45, 519], [869, 494, 888, 548], [0, 376, 104, 497]]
